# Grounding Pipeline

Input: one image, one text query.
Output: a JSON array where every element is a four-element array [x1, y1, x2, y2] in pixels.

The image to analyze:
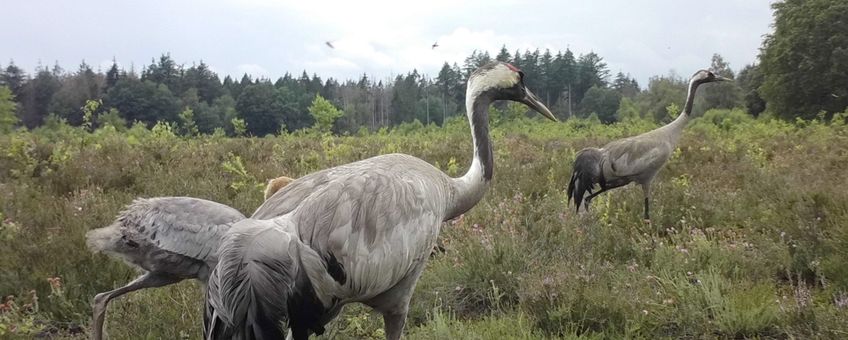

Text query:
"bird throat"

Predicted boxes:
[[469, 95, 494, 181], [682, 79, 701, 117], [446, 91, 495, 220]]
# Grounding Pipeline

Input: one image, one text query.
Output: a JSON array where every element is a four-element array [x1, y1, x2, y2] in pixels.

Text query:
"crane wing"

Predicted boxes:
[[603, 137, 672, 179], [252, 154, 447, 300], [118, 197, 246, 264]]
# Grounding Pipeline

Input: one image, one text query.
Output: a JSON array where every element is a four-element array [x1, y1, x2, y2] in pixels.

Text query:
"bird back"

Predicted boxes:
[[86, 197, 246, 276]]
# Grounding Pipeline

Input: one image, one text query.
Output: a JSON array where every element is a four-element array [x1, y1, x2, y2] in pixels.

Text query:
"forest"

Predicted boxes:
[[2, 1, 846, 137], [1, 0, 847, 339], [0, 43, 834, 139]]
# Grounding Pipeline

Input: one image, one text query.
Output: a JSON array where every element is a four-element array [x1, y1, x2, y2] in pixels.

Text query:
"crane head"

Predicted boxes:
[[264, 176, 296, 200], [468, 62, 558, 122], [692, 69, 732, 84]]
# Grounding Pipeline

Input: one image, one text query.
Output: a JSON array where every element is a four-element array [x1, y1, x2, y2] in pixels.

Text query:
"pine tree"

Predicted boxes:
[[1, 61, 27, 98], [105, 60, 120, 90], [495, 45, 512, 62], [612, 72, 640, 98]]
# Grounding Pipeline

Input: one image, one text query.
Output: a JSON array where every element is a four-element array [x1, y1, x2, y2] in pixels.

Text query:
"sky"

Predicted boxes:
[[1, 0, 775, 86]]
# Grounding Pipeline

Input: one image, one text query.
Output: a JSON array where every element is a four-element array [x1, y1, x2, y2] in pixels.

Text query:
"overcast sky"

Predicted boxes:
[[2, 0, 775, 86]]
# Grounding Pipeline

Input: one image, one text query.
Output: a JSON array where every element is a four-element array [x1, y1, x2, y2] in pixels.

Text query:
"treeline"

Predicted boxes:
[[1, 0, 846, 136], [0, 46, 629, 136], [0, 48, 742, 136]]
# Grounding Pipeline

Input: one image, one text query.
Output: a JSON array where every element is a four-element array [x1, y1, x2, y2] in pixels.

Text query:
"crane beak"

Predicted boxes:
[[521, 88, 558, 122], [715, 75, 732, 82]]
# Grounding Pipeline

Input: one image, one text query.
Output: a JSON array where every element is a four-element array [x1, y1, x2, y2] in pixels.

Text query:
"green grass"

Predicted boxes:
[[2, 108, 848, 338]]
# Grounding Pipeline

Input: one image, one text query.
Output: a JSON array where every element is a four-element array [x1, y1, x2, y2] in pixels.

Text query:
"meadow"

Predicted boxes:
[[1, 108, 848, 339]]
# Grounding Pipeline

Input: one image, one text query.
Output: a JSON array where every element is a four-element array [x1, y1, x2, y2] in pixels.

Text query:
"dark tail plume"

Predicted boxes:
[[204, 220, 298, 340], [567, 148, 603, 212]]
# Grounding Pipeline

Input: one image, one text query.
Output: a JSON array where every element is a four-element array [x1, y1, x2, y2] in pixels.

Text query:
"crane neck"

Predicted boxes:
[[668, 78, 701, 132], [446, 89, 493, 219], [680, 78, 701, 120]]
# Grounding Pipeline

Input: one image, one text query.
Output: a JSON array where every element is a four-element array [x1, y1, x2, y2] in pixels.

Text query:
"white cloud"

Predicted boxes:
[[1, 0, 776, 85]]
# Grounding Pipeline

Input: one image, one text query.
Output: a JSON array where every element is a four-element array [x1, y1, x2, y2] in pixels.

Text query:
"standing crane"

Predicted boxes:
[[87, 178, 296, 339], [567, 69, 729, 222], [204, 61, 557, 340]]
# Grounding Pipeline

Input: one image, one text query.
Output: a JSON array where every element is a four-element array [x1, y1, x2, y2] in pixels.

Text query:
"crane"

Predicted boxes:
[[87, 178, 296, 339], [204, 61, 557, 340], [86, 197, 245, 340], [264, 176, 295, 200], [567, 69, 729, 222]]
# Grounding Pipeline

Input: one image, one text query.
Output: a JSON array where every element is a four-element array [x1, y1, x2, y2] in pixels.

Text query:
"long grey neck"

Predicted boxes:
[[665, 78, 701, 138], [446, 91, 493, 220]]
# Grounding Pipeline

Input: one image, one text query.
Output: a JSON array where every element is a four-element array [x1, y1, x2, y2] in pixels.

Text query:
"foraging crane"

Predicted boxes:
[[204, 61, 557, 340], [87, 178, 295, 339], [87, 197, 245, 340], [567, 69, 729, 222]]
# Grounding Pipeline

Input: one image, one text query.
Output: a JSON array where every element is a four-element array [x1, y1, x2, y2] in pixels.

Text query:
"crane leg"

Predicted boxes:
[[583, 188, 607, 206], [365, 263, 426, 340], [641, 183, 652, 223], [92, 273, 181, 340], [383, 312, 407, 340], [583, 182, 627, 210]]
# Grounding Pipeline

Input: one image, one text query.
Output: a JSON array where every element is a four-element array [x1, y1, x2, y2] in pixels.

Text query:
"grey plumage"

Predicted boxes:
[[567, 148, 604, 209], [87, 197, 245, 340], [205, 219, 299, 340], [567, 69, 730, 221], [204, 62, 557, 340]]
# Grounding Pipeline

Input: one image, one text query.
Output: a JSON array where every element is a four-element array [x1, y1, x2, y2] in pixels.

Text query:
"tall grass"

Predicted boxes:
[[1, 109, 847, 338]]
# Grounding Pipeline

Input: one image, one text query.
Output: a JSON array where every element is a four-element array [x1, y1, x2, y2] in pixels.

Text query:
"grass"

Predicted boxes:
[[1, 108, 848, 338]]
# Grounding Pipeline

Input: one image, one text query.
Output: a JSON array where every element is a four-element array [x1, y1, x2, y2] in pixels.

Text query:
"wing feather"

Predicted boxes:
[[603, 137, 672, 179], [251, 154, 448, 301], [116, 197, 245, 264]]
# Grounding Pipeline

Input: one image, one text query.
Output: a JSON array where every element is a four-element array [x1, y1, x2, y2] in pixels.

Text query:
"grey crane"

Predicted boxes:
[[567, 69, 729, 222], [264, 176, 295, 200], [263, 175, 449, 257], [87, 175, 296, 340], [204, 61, 557, 340], [86, 197, 245, 340]]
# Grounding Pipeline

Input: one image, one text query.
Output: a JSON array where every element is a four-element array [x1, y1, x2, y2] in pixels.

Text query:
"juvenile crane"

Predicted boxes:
[[264, 175, 295, 200], [567, 69, 729, 221], [87, 178, 294, 339], [204, 62, 557, 340], [86, 197, 245, 340]]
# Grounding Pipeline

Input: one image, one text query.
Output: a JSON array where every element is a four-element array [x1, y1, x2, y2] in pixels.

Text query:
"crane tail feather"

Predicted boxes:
[[568, 148, 603, 212], [205, 220, 298, 340]]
